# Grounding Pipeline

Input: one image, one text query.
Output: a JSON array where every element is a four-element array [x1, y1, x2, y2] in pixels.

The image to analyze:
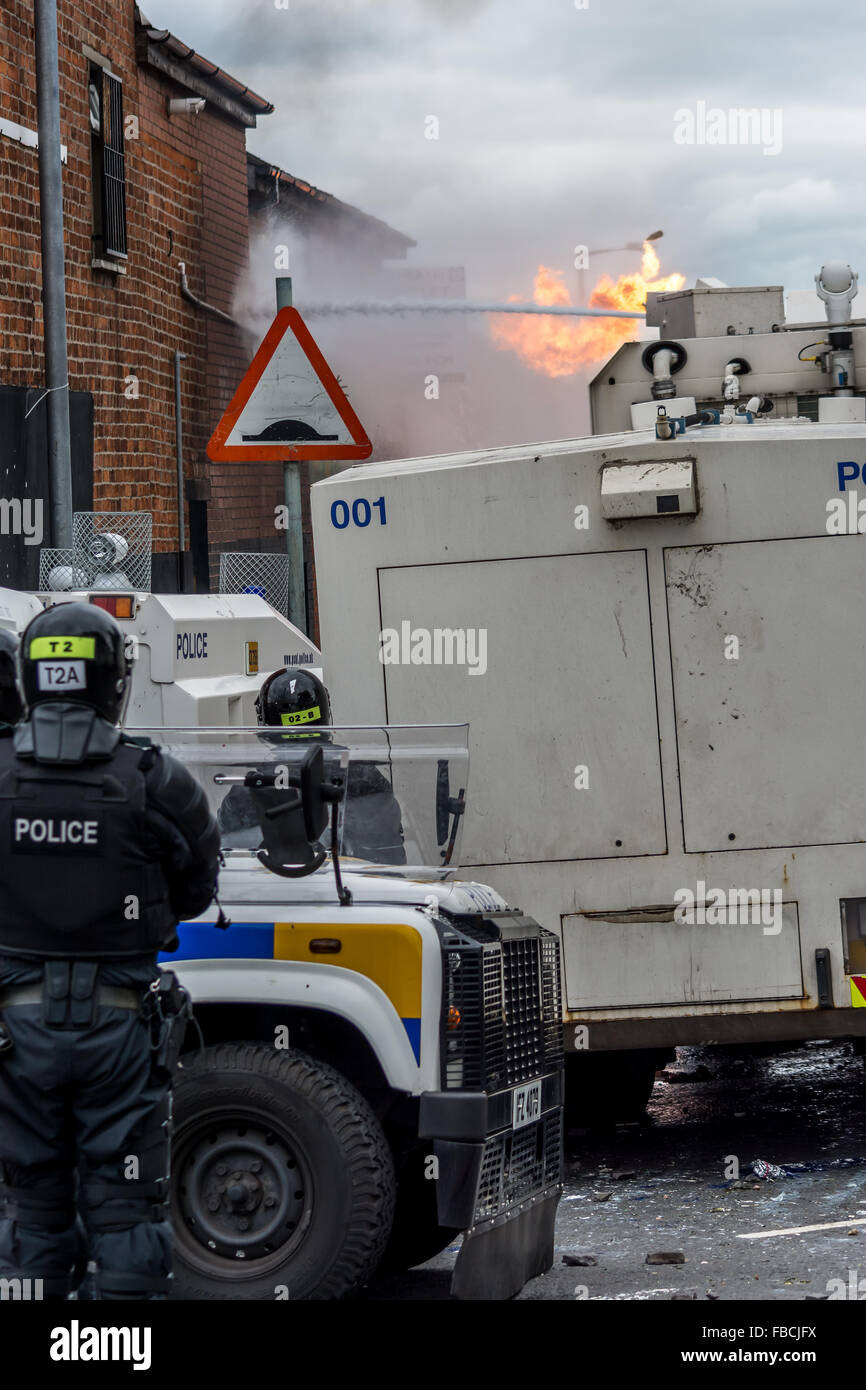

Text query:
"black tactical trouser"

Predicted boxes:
[[0, 957, 172, 1300]]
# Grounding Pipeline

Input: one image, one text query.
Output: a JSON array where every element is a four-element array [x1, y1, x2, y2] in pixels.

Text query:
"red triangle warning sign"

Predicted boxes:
[[206, 307, 373, 463]]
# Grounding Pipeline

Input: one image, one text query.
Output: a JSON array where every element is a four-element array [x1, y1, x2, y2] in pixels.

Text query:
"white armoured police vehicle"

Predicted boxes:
[[1, 582, 563, 1298], [310, 261, 866, 1119], [0, 585, 320, 728]]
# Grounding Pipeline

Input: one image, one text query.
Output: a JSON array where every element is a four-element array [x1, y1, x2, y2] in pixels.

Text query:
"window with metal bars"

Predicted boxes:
[[89, 65, 127, 260]]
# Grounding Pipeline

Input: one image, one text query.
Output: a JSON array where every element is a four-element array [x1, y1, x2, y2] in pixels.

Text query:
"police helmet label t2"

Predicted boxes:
[[20, 603, 130, 723]]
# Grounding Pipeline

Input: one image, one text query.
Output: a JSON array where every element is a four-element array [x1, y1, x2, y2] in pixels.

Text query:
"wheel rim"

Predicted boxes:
[[173, 1111, 314, 1272]]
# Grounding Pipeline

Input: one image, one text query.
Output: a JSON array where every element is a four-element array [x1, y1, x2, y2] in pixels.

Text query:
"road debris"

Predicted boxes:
[[751, 1160, 786, 1180]]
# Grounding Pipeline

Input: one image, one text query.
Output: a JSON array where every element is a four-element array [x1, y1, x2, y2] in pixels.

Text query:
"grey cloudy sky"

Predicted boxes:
[[146, 0, 866, 302], [140, 0, 866, 454]]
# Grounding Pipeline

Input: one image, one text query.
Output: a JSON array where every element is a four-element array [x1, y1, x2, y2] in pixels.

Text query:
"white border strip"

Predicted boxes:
[[0, 118, 67, 163], [738, 1218, 860, 1240]]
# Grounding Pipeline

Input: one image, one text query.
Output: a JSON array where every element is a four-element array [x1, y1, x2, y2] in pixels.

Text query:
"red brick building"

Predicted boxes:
[[0, 0, 273, 592], [0, 2, 412, 633]]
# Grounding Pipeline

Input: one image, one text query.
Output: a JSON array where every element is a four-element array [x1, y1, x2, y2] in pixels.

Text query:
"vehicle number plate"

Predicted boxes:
[[512, 1079, 542, 1130]]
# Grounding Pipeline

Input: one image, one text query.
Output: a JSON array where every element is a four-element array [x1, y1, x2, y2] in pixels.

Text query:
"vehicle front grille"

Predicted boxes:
[[439, 915, 562, 1091], [474, 1109, 563, 1225]]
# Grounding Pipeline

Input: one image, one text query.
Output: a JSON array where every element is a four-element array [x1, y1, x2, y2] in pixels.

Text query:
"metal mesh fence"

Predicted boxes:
[[39, 549, 86, 591], [219, 552, 289, 617], [39, 515, 152, 592], [72, 513, 152, 591]]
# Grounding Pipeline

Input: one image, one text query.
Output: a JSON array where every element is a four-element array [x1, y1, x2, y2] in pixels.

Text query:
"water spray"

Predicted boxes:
[[302, 299, 646, 320]]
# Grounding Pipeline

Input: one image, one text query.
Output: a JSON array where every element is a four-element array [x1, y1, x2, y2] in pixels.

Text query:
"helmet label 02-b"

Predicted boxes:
[[36, 660, 86, 691], [280, 706, 321, 725]]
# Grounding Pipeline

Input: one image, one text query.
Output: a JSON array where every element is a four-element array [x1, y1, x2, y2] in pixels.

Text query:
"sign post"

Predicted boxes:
[[274, 278, 305, 629]]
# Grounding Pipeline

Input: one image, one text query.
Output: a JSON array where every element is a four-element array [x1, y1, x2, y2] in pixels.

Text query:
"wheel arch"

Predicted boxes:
[[186, 1002, 393, 1100], [172, 958, 426, 1094]]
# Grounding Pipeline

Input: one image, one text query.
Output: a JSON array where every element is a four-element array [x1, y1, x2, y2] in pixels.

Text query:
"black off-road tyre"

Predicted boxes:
[[170, 1042, 396, 1300]]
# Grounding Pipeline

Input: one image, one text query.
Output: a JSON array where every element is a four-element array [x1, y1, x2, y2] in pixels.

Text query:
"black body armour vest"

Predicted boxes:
[[0, 731, 176, 960]]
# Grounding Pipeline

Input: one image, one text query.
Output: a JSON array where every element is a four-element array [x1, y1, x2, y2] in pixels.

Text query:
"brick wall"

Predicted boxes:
[[0, 0, 281, 586]]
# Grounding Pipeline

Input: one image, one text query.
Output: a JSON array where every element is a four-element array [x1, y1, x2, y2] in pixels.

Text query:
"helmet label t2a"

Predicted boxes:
[[36, 660, 85, 692]]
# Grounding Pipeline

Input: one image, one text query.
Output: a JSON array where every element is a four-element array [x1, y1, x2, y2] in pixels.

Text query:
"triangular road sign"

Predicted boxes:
[[206, 306, 373, 463]]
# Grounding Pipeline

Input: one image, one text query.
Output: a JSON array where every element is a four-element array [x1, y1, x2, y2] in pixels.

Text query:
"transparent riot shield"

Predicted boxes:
[[132, 724, 470, 881]]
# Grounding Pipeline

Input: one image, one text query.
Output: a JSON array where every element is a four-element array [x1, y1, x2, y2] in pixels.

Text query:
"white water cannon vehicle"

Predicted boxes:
[[310, 260, 866, 1119]]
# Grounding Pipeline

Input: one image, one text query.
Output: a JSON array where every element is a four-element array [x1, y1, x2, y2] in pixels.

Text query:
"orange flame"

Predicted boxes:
[[490, 242, 686, 377]]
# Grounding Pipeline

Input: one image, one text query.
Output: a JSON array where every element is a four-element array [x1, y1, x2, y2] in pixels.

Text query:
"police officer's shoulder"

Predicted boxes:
[[121, 733, 154, 751], [139, 741, 219, 845], [137, 740, 191, 799]]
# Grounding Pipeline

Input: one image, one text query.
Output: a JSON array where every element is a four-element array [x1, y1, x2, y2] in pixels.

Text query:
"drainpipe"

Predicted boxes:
[[174, 350, 187, 590], [34, 0, 73, 547], [178, 262, 238, 326], [276, 276, 306, 632]]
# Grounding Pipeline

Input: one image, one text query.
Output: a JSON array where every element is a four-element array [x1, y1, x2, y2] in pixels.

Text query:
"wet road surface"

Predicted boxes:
[[364, 1040, 866, 1300]]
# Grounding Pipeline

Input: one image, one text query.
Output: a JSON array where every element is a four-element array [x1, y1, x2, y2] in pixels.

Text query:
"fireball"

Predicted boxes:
[[490, 242, 685, 377]]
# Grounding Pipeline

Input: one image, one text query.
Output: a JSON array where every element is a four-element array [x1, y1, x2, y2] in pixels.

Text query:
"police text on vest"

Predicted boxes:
[[14, 818, 99, 846]]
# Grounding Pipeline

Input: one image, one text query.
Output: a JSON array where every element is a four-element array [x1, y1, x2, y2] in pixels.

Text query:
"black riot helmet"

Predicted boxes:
[[255, 667, 332, 736], [0, 628, 22, 725], [20, 601, 130, 722]]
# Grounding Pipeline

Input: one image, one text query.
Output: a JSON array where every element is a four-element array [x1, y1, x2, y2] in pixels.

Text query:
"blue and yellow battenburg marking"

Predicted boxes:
[[162, 920, 423, 1061]]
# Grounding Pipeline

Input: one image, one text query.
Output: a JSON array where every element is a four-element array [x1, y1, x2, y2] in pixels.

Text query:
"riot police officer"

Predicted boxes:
[[219, 667, 406, 864], [0, 602, 221, 1300], [0, 629, 22, 731]]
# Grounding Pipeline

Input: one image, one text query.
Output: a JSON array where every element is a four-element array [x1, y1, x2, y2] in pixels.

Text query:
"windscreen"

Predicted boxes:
[[133, 724, 470, 880]]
